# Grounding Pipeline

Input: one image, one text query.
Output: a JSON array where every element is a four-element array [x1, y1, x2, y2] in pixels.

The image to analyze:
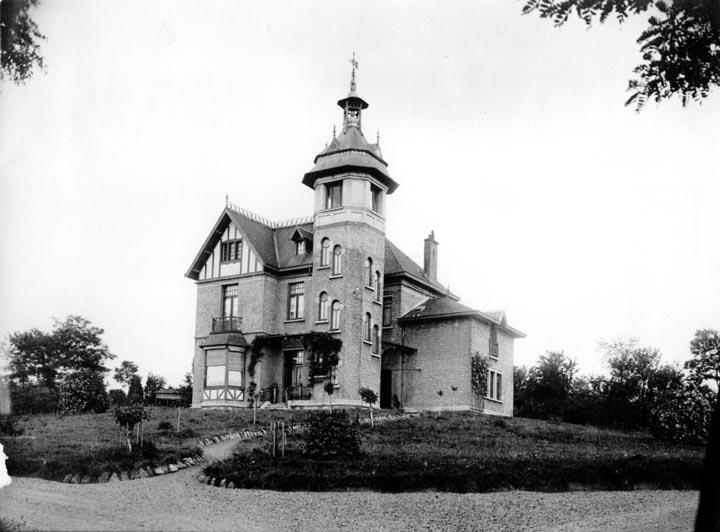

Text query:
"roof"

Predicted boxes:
[[399, 296, 526, 338], [302, 125, 399, 194], [185, 205, 315, 279], [384, 239, 454, 297]]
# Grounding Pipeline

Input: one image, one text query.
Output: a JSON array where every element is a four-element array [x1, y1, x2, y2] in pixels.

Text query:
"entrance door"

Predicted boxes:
[[380, 368, 392, 409]]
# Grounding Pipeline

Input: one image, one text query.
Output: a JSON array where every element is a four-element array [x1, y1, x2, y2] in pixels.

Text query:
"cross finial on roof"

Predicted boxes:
[[333, 124, 336, 138], [376, 130, 380, 144], [225, 194, 229, 207], [349, 52, 358, 91]]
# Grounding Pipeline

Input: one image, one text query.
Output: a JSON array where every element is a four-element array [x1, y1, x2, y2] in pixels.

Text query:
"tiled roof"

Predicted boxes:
[[399, 296, 525, 338], [384, 239, 450, 295], [302, 125, 399, 194]]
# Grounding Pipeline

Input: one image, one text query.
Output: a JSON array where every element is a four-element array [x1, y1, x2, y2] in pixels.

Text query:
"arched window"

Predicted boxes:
[[365, 257, 373, 287], [364, 312, 372, 342], [372, 325, 380, 354], [332, 245, 342, 275], [320, 238, 330, 266], [374, 270, 381, 300], [318, 292, 329, 321], [331, 300, 341, 330]]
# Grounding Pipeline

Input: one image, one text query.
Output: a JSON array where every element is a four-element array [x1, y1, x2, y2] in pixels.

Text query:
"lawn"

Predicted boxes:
[[203, 411, 706, 492], [0, 406, 316, 481]]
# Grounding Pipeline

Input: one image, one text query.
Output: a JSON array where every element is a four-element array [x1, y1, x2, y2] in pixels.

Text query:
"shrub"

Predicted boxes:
[[650, 385, 714, 445], [58, 370, 108, 414], [303, 412, 361, 460], [157, 420, 173, 432], [108, 389, 127, 407], [0, 415, 23, 436], [9, 383, 58, 414]]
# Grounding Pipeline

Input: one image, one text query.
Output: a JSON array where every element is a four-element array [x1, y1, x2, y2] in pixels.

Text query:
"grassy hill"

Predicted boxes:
[[1, 408, 705, 490]]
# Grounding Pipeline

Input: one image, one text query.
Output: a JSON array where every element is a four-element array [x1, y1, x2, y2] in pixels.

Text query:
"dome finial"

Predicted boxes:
[[349, 52, 359, 92]]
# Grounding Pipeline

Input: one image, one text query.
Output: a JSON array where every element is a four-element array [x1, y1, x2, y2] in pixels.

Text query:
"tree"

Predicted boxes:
[[522, 0, 720, 110], [127, 375, 143, 405], [144, 373, 166, 405], [358, 387, 378, 426], [113, 360, 139, 389], [513, 365, 529, 416], [114, 404, 149, 454], [522, 351, 577, 419], [323, 380, 335, 412], [1, 0, 45, 83], [58, 370, 108, 415], [686, 329, 720, 385], [649, 381, 714, 444], [600, 338, 660, 427], [177, 372, 193, 407], [108, 389, 127, 407], [7, 316, 115, 390]]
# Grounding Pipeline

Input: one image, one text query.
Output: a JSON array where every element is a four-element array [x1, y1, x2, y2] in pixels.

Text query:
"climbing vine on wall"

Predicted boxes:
[[471, 354, 489, 398], [248, 335, 281, 377], [302, 331, 342, 381]]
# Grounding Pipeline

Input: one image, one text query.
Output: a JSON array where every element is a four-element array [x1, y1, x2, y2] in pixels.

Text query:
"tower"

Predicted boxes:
[[302, 56, 399, 401]]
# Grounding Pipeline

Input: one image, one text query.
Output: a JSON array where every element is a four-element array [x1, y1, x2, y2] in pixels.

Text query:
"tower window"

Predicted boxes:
[[330, 300, 341, 330], [382, 296, 392, 326], [372, 324, 380, 354], [365, 258, 373, 287], [318, 291, 329, 321], [371, 185, 381, 213], [221, 240, 242, 263], [287, 282, 305, 320], [326, 182, 343, 209], [364, 312, 372, 342], [332, 245, 342, 275], [223, 284, 239, 318], [489, 324, 499, 359], [320, 238, 330, 266], [375, 271, 381, 299]]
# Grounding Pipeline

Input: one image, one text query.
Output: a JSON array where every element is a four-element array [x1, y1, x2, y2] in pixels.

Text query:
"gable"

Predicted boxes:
[[185, 210, 266, 281]]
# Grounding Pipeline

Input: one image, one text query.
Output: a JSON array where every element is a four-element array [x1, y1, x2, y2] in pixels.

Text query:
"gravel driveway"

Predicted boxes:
[[0, 440, 699, 531]]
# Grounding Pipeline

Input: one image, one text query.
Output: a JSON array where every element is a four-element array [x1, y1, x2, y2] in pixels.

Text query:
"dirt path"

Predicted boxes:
[[0, 441, 700, 531]]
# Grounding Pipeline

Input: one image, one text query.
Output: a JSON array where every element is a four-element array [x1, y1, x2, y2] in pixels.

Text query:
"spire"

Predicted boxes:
[[337, 53, 369, 131], [349, 51, 358, 93]]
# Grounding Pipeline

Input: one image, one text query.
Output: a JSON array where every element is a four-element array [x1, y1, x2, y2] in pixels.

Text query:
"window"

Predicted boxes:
[[223, 284, 239, 317], [332, 245, 342, 275], [228, 370, 243, 388], [365, 258, 373, 287], [372, 324, 380, 354], [320, 238, 330, 266], [330, 364, 338, 386], [205, 365, 225, 387], [287, 282, 305, 320], [382, 296, 392, 326], [487, 370, 502, 401], [296, 239, 306, 255], [364, 313, 372, 342], [374, 271, 381, 299], [330, 300, 341, 330], [325, 182, 342, 209], [318, 292, 329, 321], [221, 240, 242, 263], [371, 184, 381, 213], [489, 324, 499, 359]]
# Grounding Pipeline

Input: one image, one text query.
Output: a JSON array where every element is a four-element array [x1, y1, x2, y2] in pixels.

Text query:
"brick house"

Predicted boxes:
[[185, 65, 524, 415]]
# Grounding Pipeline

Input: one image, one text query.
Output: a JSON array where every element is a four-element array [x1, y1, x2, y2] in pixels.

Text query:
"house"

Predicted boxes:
[[155, 387, 182, 406], [185, 63, 524, 415]]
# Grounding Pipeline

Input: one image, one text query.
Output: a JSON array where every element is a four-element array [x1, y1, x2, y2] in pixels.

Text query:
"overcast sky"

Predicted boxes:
[[1, 0, 719, 387]]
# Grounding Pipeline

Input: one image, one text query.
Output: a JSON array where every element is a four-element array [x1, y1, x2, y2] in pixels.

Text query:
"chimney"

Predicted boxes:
[[423, 231, 438, 281]]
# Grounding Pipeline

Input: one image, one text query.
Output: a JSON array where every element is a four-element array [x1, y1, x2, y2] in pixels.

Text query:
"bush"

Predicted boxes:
[[157, 420, 173, 432], [9, 383, 58, 415], [58, 370, 108, 414], [303, 412, 362, 460], [0, 415, 23, 436], [650, 385, 714, 445]]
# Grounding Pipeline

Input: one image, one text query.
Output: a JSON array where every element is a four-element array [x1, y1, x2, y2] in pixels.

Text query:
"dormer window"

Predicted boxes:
[[326, 182, 342, 209], [296, 239, 306, 255], [221, 240, 242, 263]]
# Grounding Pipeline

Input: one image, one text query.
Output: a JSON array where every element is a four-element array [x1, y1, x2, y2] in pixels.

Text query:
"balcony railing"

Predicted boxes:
[[212, 316, 242, 333]]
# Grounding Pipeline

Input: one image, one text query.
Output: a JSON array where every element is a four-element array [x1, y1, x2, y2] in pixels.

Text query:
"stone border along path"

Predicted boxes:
[[197, 412, 414, 489], [58, 412, 410, 485]]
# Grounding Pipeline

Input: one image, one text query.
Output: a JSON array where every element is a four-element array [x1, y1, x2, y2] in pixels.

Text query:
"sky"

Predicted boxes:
[[1, 0, 719, 388]]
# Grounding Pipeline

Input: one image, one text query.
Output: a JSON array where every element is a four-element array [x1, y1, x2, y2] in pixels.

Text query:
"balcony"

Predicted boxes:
[[212, 316, 242, 333]]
